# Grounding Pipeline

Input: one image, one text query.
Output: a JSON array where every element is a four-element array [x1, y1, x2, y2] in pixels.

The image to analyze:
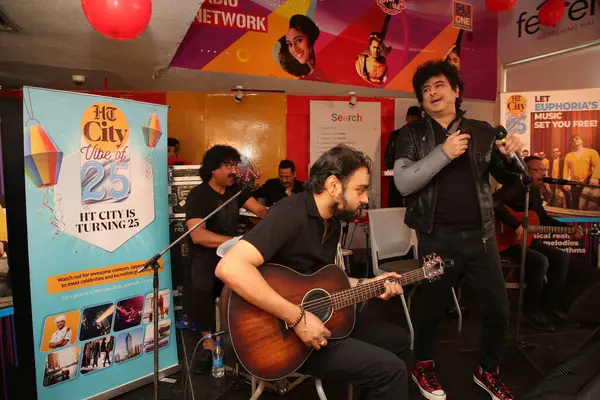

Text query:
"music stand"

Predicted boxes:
[[138, 190, 243, 400]]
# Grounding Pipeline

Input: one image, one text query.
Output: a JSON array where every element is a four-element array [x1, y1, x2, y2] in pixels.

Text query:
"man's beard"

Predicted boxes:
[[330, 193, 361, 221]]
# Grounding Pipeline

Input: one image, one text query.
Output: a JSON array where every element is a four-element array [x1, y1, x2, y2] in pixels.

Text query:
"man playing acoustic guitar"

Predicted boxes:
[[494, 156, 582, 332], [216, 145, 410, 400]]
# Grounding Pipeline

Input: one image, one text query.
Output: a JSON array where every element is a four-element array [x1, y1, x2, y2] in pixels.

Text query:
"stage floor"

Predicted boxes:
[[116, 285, 597, 400]]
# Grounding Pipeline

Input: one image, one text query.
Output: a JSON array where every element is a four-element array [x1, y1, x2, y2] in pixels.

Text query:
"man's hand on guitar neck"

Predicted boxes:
[[515, 225, 524, 243], [293, 311, 332, 351], [368, 272, 404, 300], [572, 225, 584, 240]]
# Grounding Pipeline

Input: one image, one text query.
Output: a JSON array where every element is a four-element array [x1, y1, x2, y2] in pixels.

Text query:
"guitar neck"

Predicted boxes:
[[306, 269, 426, 313], [528, 225, 576, 235]]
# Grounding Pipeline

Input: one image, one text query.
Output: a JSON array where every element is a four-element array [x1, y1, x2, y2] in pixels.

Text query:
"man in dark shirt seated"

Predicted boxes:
[[217, 145, 409, 400], [252, 159, 304, 206], [494, 156, 582, 332], [184, 145, 267, 373]]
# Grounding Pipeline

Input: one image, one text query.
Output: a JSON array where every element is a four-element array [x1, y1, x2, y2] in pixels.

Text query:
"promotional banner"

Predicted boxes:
[[500, 88, 600, 267], [498, 0, 598, 65], [310, 101, 381, 207], [22, 87, 177, 399], [171, 0, 499, 100]]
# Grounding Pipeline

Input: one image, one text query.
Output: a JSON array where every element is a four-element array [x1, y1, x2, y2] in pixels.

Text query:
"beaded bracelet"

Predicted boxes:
[[288, 306, 305, 329]]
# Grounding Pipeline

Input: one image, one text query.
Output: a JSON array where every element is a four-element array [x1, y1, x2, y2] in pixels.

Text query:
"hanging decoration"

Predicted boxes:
[[538, 0, 565, 26], [485, 0, 517, 12], [81, 0, 152, 41]]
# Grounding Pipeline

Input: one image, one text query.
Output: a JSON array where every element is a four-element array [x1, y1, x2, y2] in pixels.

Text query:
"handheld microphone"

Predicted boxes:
[[494, 126, 532, 185]]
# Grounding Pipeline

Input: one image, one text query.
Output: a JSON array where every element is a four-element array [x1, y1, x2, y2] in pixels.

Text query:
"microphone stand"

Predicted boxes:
[[138, 190, 243, 400]]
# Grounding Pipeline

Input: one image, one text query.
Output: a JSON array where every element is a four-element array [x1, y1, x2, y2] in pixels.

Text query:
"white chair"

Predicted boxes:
[[367, 208, 462, 351]]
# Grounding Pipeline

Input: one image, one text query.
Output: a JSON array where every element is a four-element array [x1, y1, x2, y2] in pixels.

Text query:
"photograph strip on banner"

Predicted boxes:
[[309, 100, 381, 207], [22, 87, 177, 400], [500, 88, 600, 268]]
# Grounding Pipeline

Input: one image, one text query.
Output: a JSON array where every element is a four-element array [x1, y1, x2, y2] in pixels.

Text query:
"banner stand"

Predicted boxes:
[[87, 365, 180, 400]]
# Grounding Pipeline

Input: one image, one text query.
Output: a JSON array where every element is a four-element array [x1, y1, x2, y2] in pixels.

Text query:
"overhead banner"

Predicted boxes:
[[500, 88, 600, 267], [310, 101, 381, 207], [498, 0, 599, 64], [22, 87, 177, 399], [171, 0, 499, 100]]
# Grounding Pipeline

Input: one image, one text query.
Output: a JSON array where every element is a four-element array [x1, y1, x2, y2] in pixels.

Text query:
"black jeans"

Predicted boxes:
[[299, 311, 409, 400], [501, 239, 569, 311], [415, 228, 510, 371], [183, 253, 224, 332]]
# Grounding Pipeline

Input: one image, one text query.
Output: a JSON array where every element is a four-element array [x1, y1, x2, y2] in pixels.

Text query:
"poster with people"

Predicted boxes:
[[171, 0, 498, 100], [22, 87, 178, 399], [500, 88, 600, 267]]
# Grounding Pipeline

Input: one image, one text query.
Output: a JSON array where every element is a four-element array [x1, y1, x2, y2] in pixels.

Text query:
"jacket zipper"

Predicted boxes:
[[465, 121, 487, 244]]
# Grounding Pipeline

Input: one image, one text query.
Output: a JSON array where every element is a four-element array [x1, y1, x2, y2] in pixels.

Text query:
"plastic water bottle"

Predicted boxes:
[[212, 339, 225, 378]]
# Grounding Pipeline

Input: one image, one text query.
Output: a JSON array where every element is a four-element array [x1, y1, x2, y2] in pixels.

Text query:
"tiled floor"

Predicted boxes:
[[116, 281, 597, 400]]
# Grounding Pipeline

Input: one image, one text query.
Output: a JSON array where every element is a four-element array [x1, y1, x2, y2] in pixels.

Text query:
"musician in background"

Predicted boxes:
[[549, 148, 570, 208], [563, 135, 600, 210], [251, 160, 305, 206], [217, 145, 410, 399], [494, 156, 581, 332], [184, 145, 267, 374], [394, 60, 520, 400]]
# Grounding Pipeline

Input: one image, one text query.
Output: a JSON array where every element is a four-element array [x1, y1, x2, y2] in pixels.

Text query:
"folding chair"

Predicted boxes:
[[367, 208, 462, 350]]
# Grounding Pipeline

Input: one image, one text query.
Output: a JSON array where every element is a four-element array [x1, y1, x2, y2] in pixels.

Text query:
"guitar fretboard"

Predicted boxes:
[[528, 225, 577, 235], [302, 268, 430, 315]]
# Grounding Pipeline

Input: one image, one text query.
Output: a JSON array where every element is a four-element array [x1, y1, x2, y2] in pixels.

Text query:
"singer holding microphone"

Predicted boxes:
[[493, 156, 582, 332], [183, 145, 267, 374], [393, 60, 522, 400]]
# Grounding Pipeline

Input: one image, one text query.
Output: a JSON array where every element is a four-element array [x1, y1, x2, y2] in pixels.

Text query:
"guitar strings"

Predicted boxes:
[[298, 268, 427, 315]]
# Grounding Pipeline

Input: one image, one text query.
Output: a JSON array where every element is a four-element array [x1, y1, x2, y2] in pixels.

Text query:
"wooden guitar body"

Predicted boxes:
[[221, 263, 355, 381], [495, 207, 540, 253]]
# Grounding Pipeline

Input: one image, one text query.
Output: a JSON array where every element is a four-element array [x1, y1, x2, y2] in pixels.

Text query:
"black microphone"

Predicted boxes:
[[494, 126, 532, 185], [542, 177, 577, 185]]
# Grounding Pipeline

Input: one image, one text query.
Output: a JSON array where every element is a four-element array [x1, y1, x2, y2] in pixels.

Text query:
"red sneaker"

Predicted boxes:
[[473, 366, 514, 400], [411, 360, 446, 400]]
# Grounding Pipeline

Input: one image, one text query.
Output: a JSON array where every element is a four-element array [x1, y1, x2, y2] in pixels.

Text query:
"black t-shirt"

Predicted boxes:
[[432, 118, 481, 230], [185, 182, 251, 259], [242, 191, 340, 274], [251, 178, 305, 207]]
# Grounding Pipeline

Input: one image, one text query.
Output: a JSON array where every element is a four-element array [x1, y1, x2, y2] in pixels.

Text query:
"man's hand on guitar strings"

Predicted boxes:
[[370, 272, 404, 300], [293, 310, 331, 350], [572, 225, 584, 240]]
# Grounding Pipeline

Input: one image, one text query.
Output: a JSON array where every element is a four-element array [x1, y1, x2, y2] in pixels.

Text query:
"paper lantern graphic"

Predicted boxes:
[[142, 112, 163, 148], [24, 124, 64, 188]]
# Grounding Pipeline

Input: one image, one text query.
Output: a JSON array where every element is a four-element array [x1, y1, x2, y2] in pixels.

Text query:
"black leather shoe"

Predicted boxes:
[[546, 309, 579, 328], [524, 308, 555, 333], [194, 349, 212, 374]]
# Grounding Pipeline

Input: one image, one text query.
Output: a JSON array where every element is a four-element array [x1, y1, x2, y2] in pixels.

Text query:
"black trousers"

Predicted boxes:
[[501, 239, 569, 311], [415, 228, 510, 371], [183, 253, 223, 332], [298, 310, 409, 400]]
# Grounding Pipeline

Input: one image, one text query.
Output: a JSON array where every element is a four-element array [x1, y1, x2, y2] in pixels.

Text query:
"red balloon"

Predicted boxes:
[[485, 0, 517, 12], [81, 0, 152, 40], [538, 0, 565, 26]]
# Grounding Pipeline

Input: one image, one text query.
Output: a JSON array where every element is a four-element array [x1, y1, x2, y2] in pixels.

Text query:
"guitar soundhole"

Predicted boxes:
[[302, 288, 333, 323]]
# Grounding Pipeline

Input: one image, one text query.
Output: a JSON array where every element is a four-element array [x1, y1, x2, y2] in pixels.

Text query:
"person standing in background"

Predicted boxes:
[[251, 160, 305, 206], [167, 138, 192, 166], [384, 106, 422, 207], [563, 135, 600, 210]]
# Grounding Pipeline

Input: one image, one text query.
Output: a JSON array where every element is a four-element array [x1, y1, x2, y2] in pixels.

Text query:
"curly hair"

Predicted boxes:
[[412, 60, 464, 109], [277, 14, 320, 78], [199, 145, 241, 182], [306, 145, 372, 194]]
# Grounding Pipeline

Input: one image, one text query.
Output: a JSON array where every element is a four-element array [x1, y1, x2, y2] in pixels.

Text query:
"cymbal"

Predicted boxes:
[[216, 235, 242, 258]]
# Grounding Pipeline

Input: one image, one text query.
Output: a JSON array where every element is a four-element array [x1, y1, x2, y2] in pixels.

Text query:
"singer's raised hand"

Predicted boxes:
[[495, 131, 523, 158], [443, 130, 470, 159]]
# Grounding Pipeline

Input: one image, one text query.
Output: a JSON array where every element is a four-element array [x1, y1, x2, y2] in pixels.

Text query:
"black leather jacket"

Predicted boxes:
[[395, 112, 520, 240]]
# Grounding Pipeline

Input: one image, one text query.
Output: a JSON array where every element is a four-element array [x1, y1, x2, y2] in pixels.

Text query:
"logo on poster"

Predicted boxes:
[[377, 0, 406, 15], [506, 95, 527, 115], [505, 95, 527, 134], [516, 0, 596, 38], [453, 1, 473, 31], [80, 103, 131, 205]]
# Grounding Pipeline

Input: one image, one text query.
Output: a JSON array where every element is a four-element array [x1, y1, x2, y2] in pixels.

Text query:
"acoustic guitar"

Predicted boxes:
[[220, 255, 444, 381], [495, 205, 599, 253]]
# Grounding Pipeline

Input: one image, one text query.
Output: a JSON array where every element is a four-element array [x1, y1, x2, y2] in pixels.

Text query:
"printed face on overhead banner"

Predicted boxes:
[[498, 0, 599, 64], [22, 87, 177, 399], [500, 88, 600, 267], [170, 0, 499, 100]]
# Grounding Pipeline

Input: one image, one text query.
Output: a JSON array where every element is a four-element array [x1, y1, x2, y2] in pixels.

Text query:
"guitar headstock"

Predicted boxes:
[[423, 253, 444, 282], [588, 225, 600, 237]]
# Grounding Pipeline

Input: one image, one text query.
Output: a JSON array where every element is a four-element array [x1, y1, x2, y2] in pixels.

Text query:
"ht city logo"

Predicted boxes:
[[516, 0, 596, 38]]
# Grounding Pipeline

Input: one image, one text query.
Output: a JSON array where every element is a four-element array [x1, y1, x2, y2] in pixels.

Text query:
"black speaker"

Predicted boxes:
[[563, 260, 600, 324], [522, 328, 600, 400]]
